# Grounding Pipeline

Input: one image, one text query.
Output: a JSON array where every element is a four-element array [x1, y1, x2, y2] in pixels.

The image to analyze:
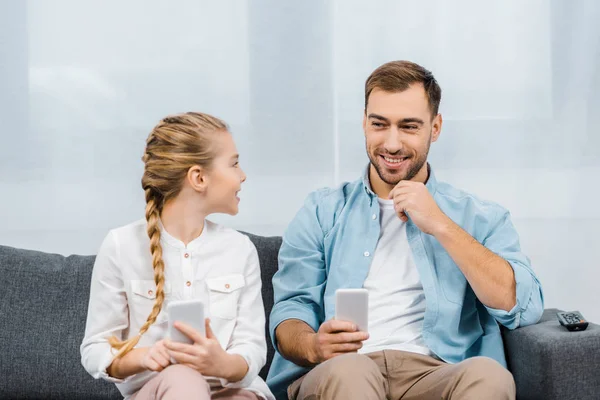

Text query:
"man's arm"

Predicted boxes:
[[270, 190, 369, 366], [470, 207, 544, 328], [269, 191, 327, 356], [390, 181, 544, 328], [276, 319, 369, 368], [275, 320, 319, 367], [433, 218, 516, 311]]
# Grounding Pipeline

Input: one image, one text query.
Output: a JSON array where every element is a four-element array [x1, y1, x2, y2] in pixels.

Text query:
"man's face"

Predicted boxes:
[[363, 85, 442, 185]]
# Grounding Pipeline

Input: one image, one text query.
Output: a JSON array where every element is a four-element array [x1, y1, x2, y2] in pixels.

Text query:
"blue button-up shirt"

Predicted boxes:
[[267, 165, 544, 399]]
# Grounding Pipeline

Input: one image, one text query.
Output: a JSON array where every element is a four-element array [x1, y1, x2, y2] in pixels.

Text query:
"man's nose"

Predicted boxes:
[[383, 128, 404, 154]]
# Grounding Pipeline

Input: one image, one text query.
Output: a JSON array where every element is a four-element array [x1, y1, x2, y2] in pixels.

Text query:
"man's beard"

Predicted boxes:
[[368, 134, 431, 185]]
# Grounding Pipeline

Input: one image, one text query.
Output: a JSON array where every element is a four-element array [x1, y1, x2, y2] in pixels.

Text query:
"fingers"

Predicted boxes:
[[164, 339, 195, 355], [168, 349, 197, 366], [145, 358, 164, 372], [156, 341, 171, 361], [328, 331, 370, 344], [152, 351, 171, 369], [321, 319, 358, 334], [389, 181, 420, 199], [398, 211, 409, 222], [329, 341, 364, 353], [174, 321, 206, 345], [389, 180, 426, 201], [389, 187, 412, 200], [391, 197, 409, 221], [144, 351, 170, 372], [205, 318, 215, 339], [390, 192, 411, 205], [389, 192, 411, 221]]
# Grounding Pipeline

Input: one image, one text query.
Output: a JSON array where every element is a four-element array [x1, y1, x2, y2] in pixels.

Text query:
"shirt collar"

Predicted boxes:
[[158, 218, 210, 251]]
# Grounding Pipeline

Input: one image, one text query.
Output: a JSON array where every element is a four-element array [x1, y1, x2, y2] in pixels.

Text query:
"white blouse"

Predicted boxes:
[[80, 219, 274, 400]]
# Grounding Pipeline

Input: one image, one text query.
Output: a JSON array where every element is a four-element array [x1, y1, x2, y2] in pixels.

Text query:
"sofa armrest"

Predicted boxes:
[[502, 308, 600, 400]]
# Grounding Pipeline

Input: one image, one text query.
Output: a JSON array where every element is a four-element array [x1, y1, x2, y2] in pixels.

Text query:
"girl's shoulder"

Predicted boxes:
[[108, 218, 149, 243], [204, 219, 254, 251]]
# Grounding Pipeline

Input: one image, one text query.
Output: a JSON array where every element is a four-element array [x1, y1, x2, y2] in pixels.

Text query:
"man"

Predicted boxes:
[[267, 60, 543, 400]]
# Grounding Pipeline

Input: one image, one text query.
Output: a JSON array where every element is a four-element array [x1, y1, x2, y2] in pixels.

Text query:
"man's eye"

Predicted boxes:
[[371, 122, 385, 128]]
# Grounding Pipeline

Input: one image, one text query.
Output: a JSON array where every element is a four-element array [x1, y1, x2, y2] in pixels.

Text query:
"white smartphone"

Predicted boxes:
[[167, 299, 206, 344], [335, 288, 369, 333]]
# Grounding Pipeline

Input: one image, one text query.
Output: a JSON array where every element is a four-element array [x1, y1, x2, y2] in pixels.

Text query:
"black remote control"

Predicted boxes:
[[557, 311, 589, 331]]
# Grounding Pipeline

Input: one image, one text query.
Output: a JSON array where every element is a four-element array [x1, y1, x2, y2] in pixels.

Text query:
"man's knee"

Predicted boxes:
[[457, 357, 515, 398], [297, 353, 384, 399], [323, 353, 381, 382]]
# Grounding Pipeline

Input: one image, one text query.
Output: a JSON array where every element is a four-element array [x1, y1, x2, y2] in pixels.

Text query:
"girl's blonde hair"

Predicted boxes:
[[108, 112, 228, 358]]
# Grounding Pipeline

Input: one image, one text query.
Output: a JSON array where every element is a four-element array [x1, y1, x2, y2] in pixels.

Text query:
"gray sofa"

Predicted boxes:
[[1, 233, 599, 400]]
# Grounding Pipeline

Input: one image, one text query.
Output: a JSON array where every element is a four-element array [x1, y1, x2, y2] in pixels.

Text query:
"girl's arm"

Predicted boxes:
[[107, 348, 147, 378], [220, 238, 267, 388], [80, 231, 132, 382]]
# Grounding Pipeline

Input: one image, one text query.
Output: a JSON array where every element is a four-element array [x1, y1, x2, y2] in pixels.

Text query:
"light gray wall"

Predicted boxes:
[[1, 0, 599, 323]]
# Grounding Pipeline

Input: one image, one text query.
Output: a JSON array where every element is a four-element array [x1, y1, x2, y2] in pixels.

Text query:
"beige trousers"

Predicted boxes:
[[288, 350, 515, 400], [131, 364, 260, 400]]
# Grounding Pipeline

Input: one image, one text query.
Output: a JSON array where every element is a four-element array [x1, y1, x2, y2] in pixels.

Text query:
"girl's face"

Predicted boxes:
[[202, 131, 246, 215]]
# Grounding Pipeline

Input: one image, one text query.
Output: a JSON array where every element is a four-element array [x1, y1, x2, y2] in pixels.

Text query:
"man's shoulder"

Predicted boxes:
[[296, 179, 364, 234], [434, 180, 508, 218], [305, 178, 363, 208]]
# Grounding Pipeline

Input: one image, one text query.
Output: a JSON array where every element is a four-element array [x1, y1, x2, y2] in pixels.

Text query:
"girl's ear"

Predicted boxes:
[[187, 165, 208, 193]]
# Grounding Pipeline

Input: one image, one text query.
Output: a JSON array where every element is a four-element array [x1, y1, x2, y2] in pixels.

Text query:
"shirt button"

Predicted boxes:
[[225, 283, 230, 289], [148, 290, 154, 296], [371, 213, 377, 220], [184, 253, 189, 258], [186, 281, 191, 287], [364, 251, 370, 257]]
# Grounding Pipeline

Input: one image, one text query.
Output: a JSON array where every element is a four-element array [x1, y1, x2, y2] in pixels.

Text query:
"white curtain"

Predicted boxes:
[[1, 0, 599, 322]]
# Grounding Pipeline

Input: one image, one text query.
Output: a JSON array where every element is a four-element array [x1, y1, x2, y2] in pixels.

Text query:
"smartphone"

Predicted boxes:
[[335, 288, 369, 332], [167, 299, 206, 344]]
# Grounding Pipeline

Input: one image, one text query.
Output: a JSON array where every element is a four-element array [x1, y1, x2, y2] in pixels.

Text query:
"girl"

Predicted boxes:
[[81, 112, 274, 400]]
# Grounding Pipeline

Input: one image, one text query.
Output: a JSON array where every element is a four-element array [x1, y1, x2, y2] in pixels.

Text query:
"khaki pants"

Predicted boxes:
[[288, 350, 515, 400], [131, 364, 260, 400]]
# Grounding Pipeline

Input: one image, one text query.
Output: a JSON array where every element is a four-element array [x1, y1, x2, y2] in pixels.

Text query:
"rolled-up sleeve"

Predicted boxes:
[[483, 209, 544, 329], [80, 230, 129, 383], [269, 191, 328, 351], [220, 240, 268, 389]]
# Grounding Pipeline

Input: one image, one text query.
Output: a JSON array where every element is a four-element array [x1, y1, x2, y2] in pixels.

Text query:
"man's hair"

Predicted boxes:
[[365, 60, 442, 117]]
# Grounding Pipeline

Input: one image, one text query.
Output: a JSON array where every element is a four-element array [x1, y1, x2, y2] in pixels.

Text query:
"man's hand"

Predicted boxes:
[[310, 320, 369, 364], [389, 180, 450, 235]]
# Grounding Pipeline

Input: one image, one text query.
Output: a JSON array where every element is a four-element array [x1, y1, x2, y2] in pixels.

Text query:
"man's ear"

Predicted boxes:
[[187, 165, 208, 193], [362, 110, 367, 136], [431, 113, 443, 143]]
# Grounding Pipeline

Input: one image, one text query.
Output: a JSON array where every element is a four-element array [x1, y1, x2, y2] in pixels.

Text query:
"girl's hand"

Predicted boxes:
[[141, 339, 171, 372], [165, 319, 242, 380]]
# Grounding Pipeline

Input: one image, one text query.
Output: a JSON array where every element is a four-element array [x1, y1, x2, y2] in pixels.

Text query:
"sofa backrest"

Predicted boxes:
[[243, 233, 282, 378], [0, 245, 121, 399], [0, 233, 282, 399]]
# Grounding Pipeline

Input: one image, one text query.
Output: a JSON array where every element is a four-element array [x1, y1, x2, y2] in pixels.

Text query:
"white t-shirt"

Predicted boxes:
[[80, 219, 274, 400], [359, 198, 433, 356]]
